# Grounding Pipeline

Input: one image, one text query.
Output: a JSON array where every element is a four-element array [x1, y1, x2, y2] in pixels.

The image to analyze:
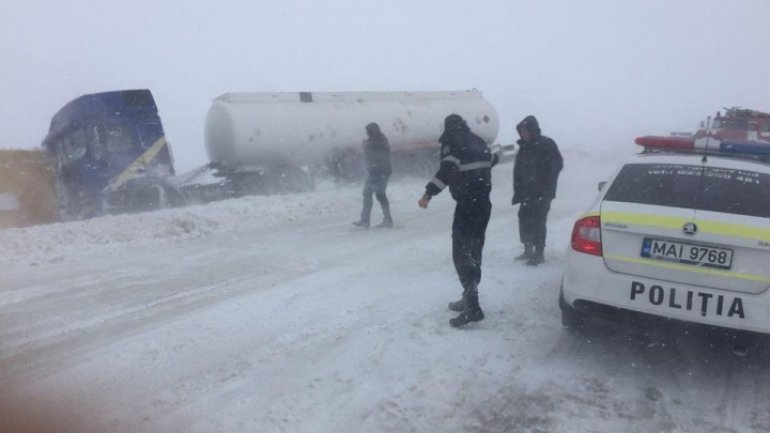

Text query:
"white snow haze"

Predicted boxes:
[[2, 0, 769, 170], [3, 1, 770, 433]]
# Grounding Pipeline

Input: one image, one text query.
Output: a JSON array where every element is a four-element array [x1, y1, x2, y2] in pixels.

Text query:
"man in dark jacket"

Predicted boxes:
[[419, 114, 498, 327], [354, 122, 393, 228], [512, 115, 563, 266]]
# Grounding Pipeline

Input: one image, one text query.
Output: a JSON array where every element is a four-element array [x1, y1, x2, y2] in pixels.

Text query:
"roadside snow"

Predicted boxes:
[[0, 184, 351, 268], [3, 147, 770, 433]]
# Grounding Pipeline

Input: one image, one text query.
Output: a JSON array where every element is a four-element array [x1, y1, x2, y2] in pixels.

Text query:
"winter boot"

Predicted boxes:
[[449, 288, 484, 327], [352, 220, 370, 228], [377, 204, 393, 229], [448, 291, 467, 312], [526, 246, 545, 266], [515, 244, 534, 261]]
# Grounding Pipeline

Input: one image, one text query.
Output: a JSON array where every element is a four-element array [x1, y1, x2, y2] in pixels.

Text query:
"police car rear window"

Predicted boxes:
[[604, 163, 770, 219]]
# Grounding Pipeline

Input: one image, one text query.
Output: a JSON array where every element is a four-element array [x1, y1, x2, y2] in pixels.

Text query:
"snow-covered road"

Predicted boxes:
[[2, 148, 770, 433]]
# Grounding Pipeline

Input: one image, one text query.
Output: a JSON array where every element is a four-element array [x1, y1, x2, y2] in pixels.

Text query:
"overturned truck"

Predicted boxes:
[[0, 89, 501, 229], [0, 90, 183, 228]]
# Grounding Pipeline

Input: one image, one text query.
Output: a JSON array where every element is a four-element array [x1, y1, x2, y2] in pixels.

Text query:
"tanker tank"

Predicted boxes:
[[204, 91, 499, 191]]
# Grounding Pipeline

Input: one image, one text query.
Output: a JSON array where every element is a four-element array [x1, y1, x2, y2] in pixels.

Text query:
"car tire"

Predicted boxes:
[[559, 285, 590, 331]]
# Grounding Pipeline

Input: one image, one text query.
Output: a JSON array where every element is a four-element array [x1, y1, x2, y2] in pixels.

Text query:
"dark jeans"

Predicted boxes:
[[452, 198, 492, 292], [518, 197, 552, 248], [360, 172, 391, 223]]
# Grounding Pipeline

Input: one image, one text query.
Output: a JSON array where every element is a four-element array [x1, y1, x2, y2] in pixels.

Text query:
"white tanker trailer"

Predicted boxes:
[[204, 90, 499, 193]]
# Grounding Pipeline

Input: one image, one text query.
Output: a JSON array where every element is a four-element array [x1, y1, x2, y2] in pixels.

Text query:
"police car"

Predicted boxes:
[[560, 136, 770, 335]]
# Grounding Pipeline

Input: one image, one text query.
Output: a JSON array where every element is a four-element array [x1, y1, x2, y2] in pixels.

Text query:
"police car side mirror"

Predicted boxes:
[[598, 181, 607, 191]]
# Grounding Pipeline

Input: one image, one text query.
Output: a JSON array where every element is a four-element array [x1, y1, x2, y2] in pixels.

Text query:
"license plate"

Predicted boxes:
[[641, 238, 733, 270]]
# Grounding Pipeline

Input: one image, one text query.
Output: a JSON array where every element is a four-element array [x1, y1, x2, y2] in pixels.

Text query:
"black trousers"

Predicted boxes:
[[518, 197, 552, 248], [360, 172, 391, 223], [452, 198, 492, 292]]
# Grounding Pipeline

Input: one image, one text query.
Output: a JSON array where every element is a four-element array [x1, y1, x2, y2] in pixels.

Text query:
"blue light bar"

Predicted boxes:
[[719, 140, 770, 155]]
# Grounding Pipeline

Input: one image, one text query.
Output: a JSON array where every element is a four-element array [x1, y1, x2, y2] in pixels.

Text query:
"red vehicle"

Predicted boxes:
[[695, 107, 770, 142], [636, 107, 770, 155]]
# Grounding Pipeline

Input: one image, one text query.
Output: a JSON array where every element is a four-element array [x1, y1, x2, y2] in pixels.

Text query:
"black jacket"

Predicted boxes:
[[425, 114, 498, 202], [363, 123, 392, 175], [512, 115, 563, 204]]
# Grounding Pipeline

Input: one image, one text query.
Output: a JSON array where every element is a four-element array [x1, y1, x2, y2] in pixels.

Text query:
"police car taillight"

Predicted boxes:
[[571, 216, 602, 256]]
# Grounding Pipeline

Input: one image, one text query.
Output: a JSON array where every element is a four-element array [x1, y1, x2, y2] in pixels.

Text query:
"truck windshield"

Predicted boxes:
[[712, 118, 748, 130], [604, 163, 770, 219], [96, 125, 135, 153], [59, 128, 89, 165]]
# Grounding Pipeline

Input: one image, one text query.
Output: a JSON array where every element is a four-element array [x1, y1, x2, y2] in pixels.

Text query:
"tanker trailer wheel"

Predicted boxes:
[[326, 149, 363, 184], [418, 149, 440, 177], [128, 181, 186, 212], [267, 165, 314, 193], [226, 173, 269, 197]]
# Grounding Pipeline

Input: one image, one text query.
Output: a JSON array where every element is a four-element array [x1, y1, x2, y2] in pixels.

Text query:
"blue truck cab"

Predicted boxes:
[[42, 89, 182, 219]]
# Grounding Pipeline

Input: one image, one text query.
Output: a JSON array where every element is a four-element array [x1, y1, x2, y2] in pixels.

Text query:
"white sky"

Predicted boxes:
[[2, 0, 769, 171]]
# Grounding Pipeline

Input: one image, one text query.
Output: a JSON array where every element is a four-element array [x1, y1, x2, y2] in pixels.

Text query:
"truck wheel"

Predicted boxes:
[[275, 165, 314, 193], [335, 150, 364, 182], [227, 173, 267, 197], [391, 149, 438, 177], [418, 149, 440, 176], [131, 182, 186, 211]]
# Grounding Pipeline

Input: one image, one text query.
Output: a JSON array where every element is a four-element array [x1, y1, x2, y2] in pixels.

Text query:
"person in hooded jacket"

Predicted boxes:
[[512, 115, 563, 266], [353, 122, 394, 228], [418, 114, 499, 327]]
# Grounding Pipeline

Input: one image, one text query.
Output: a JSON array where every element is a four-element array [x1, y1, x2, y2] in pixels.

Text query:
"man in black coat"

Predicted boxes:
[[512, 115, 563, 266], [354, 122, 393, 228], [419, 114, 498, 327]]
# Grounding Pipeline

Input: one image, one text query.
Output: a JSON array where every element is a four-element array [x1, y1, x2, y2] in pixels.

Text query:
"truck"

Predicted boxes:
[[701, 107, 770, 142], [0, 89, 502, 229], [0, 89, 184, 228], [636, 107, 770, 156]]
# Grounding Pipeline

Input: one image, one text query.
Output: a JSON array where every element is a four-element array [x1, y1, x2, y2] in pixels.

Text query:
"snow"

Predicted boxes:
[[2, 147, 770, 433]]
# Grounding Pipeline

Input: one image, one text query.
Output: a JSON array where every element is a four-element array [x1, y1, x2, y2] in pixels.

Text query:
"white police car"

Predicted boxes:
[[560, 137, 770, 334]]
